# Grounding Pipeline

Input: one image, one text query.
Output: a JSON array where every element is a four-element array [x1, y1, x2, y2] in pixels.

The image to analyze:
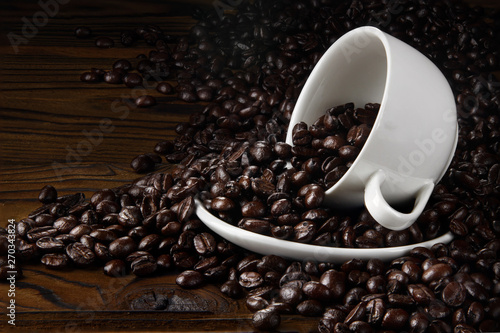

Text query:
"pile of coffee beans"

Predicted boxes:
[[3, 0, 500, 331]]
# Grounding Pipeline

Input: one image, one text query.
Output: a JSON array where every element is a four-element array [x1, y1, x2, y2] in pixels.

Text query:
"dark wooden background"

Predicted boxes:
[[0, 0, 498, 331]]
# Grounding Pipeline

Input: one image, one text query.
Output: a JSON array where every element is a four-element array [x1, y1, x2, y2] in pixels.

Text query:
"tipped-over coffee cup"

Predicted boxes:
[[286, 26, 458, 231]]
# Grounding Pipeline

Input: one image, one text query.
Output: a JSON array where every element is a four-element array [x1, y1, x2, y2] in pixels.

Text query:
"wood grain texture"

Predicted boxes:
[[0, 0, 498, 332], [0, 0, 321, 331]]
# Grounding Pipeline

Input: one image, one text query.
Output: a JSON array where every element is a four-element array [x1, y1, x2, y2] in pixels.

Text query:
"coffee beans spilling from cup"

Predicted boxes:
[[3, 0, 499, 331]]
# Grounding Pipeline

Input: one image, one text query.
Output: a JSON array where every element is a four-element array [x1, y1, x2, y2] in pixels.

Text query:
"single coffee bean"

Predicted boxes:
[[53, 216, 78, 233], [36, 236, 65, 252], [176, 270, 205, 289], [442, 281, 466, 307], [130, 255, 157, 276], [135, 95, 156, 108], [296, 299, 323, 316], [75, 26, 92, 38], [27, 226, 58, 242], [123, 73, 143, 88], [95, 36, 114, 48], [246, 295, 269, 312], [104, 259, 127, 277], [38, 185, 57, 204], [41, 253, 69, 268], [193, 232, 216, 256], [211, 196, 236, 212], [157, 82, 173, 94], [113, 59, 132, 71], [302, 281, 333, 302], [422, 263, 453, 283], [239, 271, 263, 289], [220, 279, 244, 299], [252, 308, 280, 331], [131, 154, 156, 173], [381, 308, 409, 330], [66, 242, 95, 266], [109, 236, 137, 258]]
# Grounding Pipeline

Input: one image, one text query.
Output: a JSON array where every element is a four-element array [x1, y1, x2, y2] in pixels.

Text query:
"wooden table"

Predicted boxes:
[[0, 0, 498, 332], [0, 0, 321, 331]]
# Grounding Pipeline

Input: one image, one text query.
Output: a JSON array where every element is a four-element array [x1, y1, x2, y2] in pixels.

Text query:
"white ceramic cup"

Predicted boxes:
[[285, 26, 458, 231]]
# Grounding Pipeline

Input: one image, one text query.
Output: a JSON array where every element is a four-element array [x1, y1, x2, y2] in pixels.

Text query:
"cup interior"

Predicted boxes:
[[286, 29, 388, 140]]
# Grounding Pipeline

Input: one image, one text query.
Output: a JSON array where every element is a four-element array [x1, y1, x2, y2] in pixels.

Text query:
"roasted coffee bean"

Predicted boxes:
[[344, 302, 367, 325], [211, 197, 235, 211], [381, 308, 408, 330], [75, 26, 92, 38], [409, 311, 429, 333], [113, 59, 132, 71], [38, 185, 57, 204], [296, 299, 323, 316], [103, 70, 122, 84], [131, 154, 156, 173], [365, 275, 385, 294], [407, 283, 436, 305], [137, 234, 160, 252], [279, 285, 303, 305], [193, 256, 218, 273], [80, 71, 100, 82], [36, 236, 65, 252], [193, 232, 216, 256], [27, 226, 58, 242], [239, 271, 263, 289], [156, 254, 172, 272], [135, 95, 156, 108], [109, 236, 137, 258], [95, 36, 114, 48], [422, 263, 453, 283], [294, 221, 316, 243], [320, 269, 346, 299], [426, 299, 451, 319], [157, 82, 173, 94], [104, 259, 127, 277], [53, 216, 78, 233], [252, 308, 280, 331], [94, 243, 112, 262], [172, 251, 197, 269], [177, 196, 195, 222], [220, 279, 244, 299], [130, 255, 157, 276], [238, 218, 270, 235], [302, 185, 325, 209], [440, 281, 466, 308], [16, 220, 32, 238], [66, 242, 95, 266], [123, 73, 143, 88], [302, 281, 332, 302], [241, 200, 266, 217], [41, 253, 69, 268], [118, 206, 142, 228], [246, 295, 269, 312]]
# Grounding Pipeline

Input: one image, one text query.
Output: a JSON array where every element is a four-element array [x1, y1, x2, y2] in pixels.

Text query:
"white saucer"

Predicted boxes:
[[195, 199, 454, 263]]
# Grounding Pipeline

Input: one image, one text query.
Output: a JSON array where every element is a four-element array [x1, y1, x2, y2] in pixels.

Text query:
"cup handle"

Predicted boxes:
[[364, 169, 434, 231]]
